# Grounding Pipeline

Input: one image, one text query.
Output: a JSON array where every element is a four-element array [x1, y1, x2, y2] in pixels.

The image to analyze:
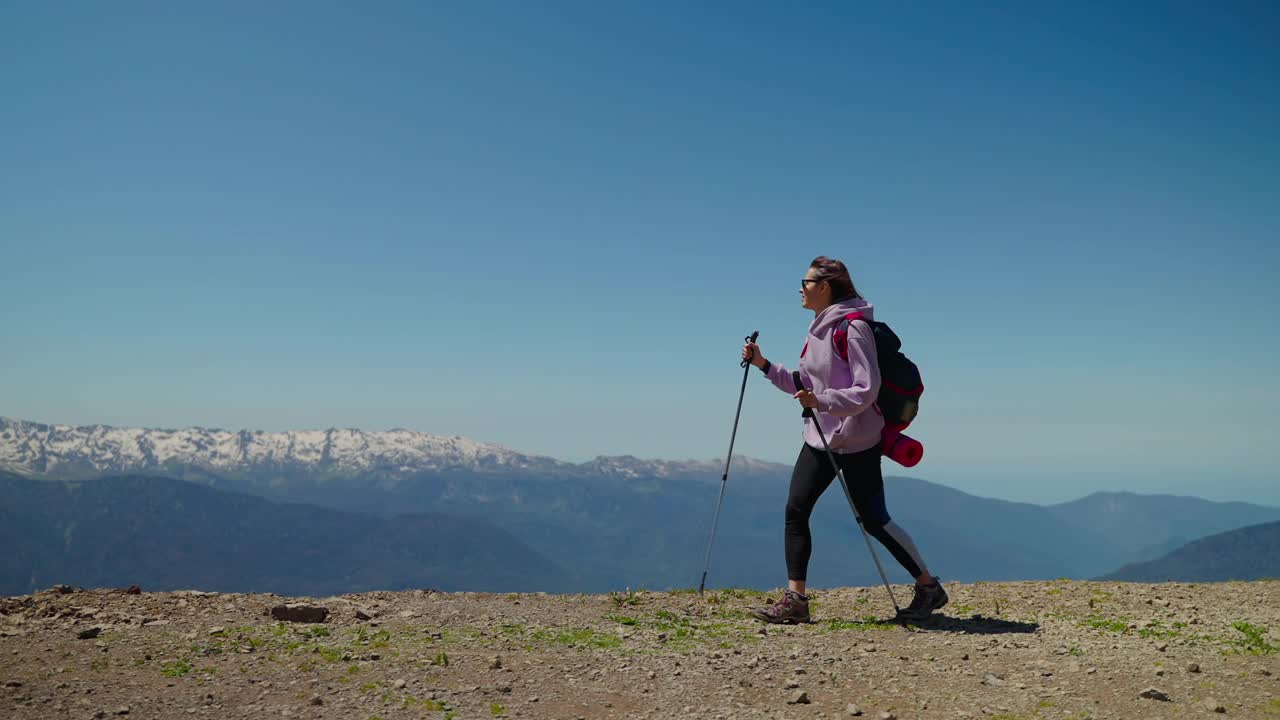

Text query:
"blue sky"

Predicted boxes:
[[2, 1, 1277, 505]]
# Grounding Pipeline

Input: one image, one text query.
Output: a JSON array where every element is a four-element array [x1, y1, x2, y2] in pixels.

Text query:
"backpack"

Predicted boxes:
[[832, 312, 923, 429]]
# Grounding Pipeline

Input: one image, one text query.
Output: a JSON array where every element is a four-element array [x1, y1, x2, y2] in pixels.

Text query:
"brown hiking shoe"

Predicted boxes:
[[750, 589, 810, 624], [897, 577, 948, 620]]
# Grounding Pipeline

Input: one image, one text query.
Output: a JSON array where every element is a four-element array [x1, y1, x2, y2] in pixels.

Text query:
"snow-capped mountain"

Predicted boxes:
[[0, 417, 783, 479], [0, 417, 573, 478]]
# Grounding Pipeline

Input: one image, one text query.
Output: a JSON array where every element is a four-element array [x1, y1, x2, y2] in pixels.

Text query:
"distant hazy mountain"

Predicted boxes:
[[1098, 521, 1280, 582], [0, 472, 573, 596], [5, 417, 1276, 593], [1047, 491, 1280, 562]]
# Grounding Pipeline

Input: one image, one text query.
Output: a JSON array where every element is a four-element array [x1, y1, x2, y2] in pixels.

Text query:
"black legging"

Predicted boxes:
[[785, 442, 925, 582]]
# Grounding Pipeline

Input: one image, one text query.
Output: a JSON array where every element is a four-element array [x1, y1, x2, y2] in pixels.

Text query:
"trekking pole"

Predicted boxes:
[[698, 330, 759, 595], [792, 371, 901, 615]]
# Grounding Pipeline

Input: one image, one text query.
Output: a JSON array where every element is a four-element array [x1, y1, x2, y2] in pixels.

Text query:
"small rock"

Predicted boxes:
[[1187, 663, 1201, 673], [142, 620, 169, 627], [125, 585, 141, 595], [785, 681, 800, 689], [77, 627, 102, 640], [879, 713, 896, 720], [392, 679, 406, 690], [114, 707, 130, 715], [489, 656, 503, 670], [787, 691, 811, 705], [269, 603, 329, 624], [1139, 687, 1170, 701], [1203, 697, 1226, 713], [1155, 669, 1165, 677], [982, 673, 1006, 687], [207, 627, 225, 636], [846, 704, 863, 716], [1156, 642, 1168, 652], [398, 610, 416, 618], [354, 608, 374, 621], [308, 696, 323, 706]]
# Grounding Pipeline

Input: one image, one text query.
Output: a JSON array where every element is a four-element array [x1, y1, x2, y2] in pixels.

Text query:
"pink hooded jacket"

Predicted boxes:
[[761, 297, 884, 453]]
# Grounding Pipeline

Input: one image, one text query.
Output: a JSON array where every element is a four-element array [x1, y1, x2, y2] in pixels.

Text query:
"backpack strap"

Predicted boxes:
[[832, 312, 873, 361]]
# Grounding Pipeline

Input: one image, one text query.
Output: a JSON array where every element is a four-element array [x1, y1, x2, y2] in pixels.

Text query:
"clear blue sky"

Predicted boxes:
[[2, 1, 1277, 505]]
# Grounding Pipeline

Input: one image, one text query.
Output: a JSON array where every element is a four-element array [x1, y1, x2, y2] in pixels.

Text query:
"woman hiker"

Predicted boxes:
[[741, 256, 947, 623]]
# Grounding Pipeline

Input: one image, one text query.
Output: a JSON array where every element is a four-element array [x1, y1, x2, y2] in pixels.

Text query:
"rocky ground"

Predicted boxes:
[[1, 580, 1277, 719]]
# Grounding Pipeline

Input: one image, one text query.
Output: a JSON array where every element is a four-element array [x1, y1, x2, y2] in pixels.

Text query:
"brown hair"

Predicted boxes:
[[809, 256, 861, 301]]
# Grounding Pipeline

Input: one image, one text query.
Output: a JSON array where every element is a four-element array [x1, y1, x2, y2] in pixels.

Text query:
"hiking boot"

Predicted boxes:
[[897, 577, 948, 621], [750, 589, 810, 624]]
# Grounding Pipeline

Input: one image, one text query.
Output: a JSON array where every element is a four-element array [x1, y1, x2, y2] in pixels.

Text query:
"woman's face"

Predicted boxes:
[[800, 268, 829, 311]]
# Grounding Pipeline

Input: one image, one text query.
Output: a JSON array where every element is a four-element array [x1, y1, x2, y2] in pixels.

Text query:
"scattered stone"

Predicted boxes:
[[77, 627, 102, 640], [114, 706, 131, 715], [398, 610, 417, 618], [269, 603, 329, 624], [207, 627, 225, 636], [142, 620, 169, 627], [489, 656, 503, 670], [1203, 698, 1226, 713], [879, 713, 896, 720], [846, 704, 863, 716], [982, 673, 1006, 687], [787, 690, 811, 705], [354, 608, 374, 621], [125, 585, 141, 595], [1139, 687, 1170, 701], [51, 584, 76, 594], [392, 679, 406, 690], [308, 696, 323, 706], [1187, 663, 1201, 673], [1156, 642, 1168, 652]]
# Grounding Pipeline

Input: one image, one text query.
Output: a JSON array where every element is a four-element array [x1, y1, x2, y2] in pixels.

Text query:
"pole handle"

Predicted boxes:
[[739, 330, 760, 368], [792, 371, 816, 419]]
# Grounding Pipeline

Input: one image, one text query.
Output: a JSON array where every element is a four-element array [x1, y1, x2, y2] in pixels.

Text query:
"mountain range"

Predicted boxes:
[[3, 416, 1277, 595]]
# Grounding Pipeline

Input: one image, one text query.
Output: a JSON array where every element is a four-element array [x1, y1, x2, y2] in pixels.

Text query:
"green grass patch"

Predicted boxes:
[[530, 627, 623, 650], [608, 589, 643, 607], [1083, 616, 1130, 634], [1231, 622, 1277, 655], [161, 658, 192, 677], [824, 616, 899, 632], [606, 614, 638, 626]]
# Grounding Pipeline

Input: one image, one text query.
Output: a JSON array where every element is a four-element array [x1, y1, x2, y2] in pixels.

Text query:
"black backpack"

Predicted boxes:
[[832, 312, 923, 428]]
